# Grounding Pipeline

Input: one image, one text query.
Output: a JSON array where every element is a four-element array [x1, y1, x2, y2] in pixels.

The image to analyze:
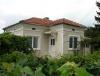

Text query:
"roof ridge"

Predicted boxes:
[[18, 17, 84, 27], [3, 17, 85, 30]]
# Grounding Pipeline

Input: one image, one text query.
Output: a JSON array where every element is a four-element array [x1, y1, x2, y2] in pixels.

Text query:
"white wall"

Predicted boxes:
[[4, 23, 49, 56], [4, 23, 88, 57], [49, 24, 63, 57], [63, 24, 85, 54], [4, 24, 23, 36], [23, 24, 49, 56]]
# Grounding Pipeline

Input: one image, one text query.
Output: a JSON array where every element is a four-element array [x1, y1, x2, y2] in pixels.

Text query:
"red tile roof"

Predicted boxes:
[[20, 17, 84, 27], [3, 17, 85, 30], [21, 17, 53, 26], [52, 18, 81, 27]]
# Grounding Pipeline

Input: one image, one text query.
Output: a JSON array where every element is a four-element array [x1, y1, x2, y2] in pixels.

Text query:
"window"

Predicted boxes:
[[69, 37, 73, 48], [69, 36, 78, 49], [32, 36, 38, 48], [72, 29, 75, 31], [51, 38, 55, 45], [32, 28, 36, 30], [28, 37, 32, 47], [85, 44, 89, 48]]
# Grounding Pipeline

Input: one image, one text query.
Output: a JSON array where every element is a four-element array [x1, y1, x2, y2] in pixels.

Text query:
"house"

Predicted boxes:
[[3, 17, 90, 57]]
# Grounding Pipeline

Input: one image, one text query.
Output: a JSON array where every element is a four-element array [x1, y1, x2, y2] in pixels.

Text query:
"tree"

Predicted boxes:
[[85, 27, 100, 52], [0, 32, 32, 54], [95, 1, 100, 28], [83, 1, 100, 52]]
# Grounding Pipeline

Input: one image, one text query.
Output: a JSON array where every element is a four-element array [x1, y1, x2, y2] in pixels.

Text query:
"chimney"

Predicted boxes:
[[43, 17, 49, 20]]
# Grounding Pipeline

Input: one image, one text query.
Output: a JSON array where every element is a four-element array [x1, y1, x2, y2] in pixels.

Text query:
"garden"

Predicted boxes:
[[0, 51, 100, 76]]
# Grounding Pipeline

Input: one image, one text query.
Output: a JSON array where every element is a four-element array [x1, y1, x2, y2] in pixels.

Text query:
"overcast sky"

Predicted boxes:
[[0, 0, 98, 33]]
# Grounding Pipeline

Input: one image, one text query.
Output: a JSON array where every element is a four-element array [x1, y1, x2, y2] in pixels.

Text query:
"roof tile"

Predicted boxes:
[[21, 17, 83, 27]]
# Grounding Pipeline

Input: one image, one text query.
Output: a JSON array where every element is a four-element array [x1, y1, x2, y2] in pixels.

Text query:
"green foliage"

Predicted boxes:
[[84, 27, 100, 51], [58, 62, 92, 76], [95, 1, 100, 26], [83, 1, 100, 51], [42, 58, 59, 76], [0, 62, 35, 76], [75, 67, 92, 76], [0, 51, 100, 76], [0, 32, 32, 54], [58, 51, 100, 76], [0, 51, 28, 64], [22, 66, 34, 76], [34, 67, 45, 76]]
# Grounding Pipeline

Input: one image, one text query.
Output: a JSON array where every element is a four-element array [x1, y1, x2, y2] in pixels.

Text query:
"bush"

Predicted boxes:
[[58, 62, 92, 76], [0, 51, 100, 76], [0, 33, 32, 54], [58, 51, 100, 76]]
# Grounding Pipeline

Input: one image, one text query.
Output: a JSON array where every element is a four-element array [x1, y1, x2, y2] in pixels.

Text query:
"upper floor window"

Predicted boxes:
[[69, 36, 78, 49]]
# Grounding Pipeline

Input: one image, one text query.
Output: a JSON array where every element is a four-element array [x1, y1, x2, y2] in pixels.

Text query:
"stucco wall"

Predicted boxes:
[[4, 23, 88, 57], [23, 24, 49, 56], [4, 23, 49, 56], [63, 24, 85, 54], [23, 24, 64, 57], [49, 24, 63, 57], [4, 24, 23, 36]]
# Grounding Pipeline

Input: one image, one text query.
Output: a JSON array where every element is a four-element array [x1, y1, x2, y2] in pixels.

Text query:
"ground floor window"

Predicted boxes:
[[51, 38, 55, 45], [69, 36, 78, 49], [28, 36, 39, 49], [32, 36, 38, 48]]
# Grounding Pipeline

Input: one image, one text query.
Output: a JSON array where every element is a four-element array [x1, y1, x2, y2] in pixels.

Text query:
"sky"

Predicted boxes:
[[0, 0, 98, 33]]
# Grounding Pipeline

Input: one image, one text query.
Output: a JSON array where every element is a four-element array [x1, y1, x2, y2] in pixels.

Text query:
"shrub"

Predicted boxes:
[[0, 51, 100, 76], [58, 62, 92, 76], [0, 32, 32, 54]]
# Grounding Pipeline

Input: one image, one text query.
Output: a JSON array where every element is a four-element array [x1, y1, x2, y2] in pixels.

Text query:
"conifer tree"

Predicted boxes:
[[95, 1, 100, 28], [84, 1, 100, 52]]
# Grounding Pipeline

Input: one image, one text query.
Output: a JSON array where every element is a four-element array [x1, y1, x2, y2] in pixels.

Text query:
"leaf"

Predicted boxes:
[[75, 68, 92, 76], [35, 67, 45, 76], [22, 66, 34, 76], [9, 64, 22, 76], [60, 70, 69, 76], [2, 62, 14, 72], [58, 62, 77, 72]]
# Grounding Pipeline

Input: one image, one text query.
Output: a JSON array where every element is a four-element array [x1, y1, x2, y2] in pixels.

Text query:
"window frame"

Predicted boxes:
[[32, 28, 36, 30], [32, 36, 40, 50], [68, 35, 79, 50], [51, 38, 55, 46]]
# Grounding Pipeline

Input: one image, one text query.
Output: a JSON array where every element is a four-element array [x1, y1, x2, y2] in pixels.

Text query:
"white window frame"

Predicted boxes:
[[51, 38, 55, 46], [68, 35, 80, 50], [32, 36, 40, 50]]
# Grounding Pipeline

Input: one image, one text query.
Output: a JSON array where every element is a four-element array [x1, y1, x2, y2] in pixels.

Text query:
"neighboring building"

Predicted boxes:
[[3, 17, 90, 57]]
